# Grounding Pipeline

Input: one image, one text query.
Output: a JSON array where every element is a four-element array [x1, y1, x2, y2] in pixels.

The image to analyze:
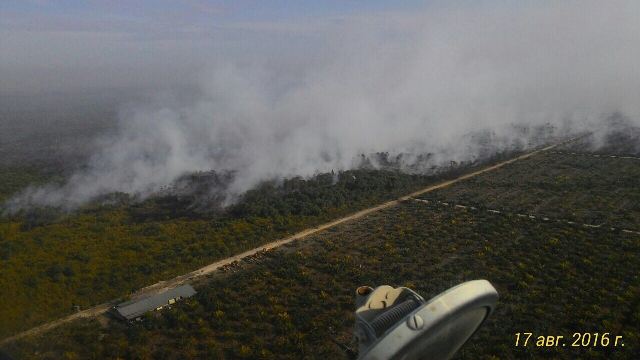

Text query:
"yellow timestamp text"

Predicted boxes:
[[514, 332, 625, 348]]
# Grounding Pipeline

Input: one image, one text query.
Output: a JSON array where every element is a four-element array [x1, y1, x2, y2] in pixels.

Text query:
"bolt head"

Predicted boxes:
[[407, 314, 424, 330]]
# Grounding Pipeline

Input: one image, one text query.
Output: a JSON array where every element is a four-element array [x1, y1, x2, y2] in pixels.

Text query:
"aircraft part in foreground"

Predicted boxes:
[[354, 280, 499, 360]]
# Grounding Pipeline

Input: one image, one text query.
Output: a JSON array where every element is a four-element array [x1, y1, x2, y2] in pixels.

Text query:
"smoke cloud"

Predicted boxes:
[[5, 0, 640, 210]]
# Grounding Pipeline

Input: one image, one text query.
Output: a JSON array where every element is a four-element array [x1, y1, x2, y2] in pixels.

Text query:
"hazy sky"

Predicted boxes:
[[1, 0, 430, 94], [2, 1, 428, 21]]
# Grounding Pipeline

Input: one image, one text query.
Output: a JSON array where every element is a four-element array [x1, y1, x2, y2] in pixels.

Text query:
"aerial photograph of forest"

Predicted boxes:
[[1, 1, 639, 359]]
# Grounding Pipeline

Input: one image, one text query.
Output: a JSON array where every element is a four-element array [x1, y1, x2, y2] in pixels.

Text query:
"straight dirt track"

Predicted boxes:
[[0, 138, 580, 346]]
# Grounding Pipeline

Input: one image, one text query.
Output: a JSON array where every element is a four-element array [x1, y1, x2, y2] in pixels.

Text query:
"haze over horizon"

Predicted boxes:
[[2, 0, 640, 210]]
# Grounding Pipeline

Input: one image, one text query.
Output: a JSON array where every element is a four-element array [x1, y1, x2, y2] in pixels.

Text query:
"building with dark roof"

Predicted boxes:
[[112, 284, 197, 321]]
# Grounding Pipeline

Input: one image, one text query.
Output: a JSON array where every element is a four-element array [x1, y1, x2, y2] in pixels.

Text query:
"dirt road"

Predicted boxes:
[[0, 138, 577, 346]]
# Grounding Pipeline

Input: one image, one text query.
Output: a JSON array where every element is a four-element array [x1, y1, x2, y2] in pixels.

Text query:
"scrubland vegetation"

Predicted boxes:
[[4, 200, 638, 359], [558, 123, 640, 156], [0, 137, 523, 340], [0, 167, 460, 339], [420, 152, 640, 229], [3, 148, 639, 359]]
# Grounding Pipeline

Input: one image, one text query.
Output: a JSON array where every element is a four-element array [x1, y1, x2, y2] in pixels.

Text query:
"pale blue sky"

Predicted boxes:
[[2, 0, 634, 97], [2, 1, 430, 28], [0, 0, 440, 93]]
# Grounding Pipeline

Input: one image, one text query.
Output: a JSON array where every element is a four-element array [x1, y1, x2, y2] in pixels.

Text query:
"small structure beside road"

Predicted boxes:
[[112, 284, 197, 321]]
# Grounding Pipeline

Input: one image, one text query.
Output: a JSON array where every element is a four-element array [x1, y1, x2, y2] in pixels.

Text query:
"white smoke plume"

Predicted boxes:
[[5, 0, 640, 210]]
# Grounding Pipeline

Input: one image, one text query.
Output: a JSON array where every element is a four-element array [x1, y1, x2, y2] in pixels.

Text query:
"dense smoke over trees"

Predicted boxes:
[[4, 1, 640, 210]]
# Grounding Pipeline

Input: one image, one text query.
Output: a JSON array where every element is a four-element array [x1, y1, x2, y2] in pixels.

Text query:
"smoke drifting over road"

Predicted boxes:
[[5, 1, 640, 210]]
